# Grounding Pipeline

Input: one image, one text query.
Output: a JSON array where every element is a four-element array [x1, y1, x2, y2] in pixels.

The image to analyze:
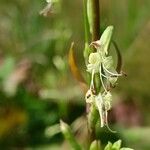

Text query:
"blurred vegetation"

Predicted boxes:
[[0, 0, 150, 149]]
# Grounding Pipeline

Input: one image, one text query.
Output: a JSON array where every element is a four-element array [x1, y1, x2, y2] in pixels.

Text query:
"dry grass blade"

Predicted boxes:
[[68, 42, 88, 94]]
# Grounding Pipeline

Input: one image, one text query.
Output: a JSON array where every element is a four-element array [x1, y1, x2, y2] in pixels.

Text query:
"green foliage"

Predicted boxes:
[[60, 120, 82, 150], [0, 57, 15, 80], [89, 140, 101, 150], [104, 142, 113, 150], [104, 140, 133, 150]]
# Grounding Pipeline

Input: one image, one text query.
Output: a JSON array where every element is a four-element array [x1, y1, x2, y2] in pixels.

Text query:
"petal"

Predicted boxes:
[[95, 93, 105, 127], [99, 26, 114, 55], [103, 56, 113, 69], [85, 89, 95, 103]]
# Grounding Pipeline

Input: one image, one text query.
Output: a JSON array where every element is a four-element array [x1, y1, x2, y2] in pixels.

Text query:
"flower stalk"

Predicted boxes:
[[85, 0, 101, 144], [86, 26, 123, 134], [91, 0, 100, 41]]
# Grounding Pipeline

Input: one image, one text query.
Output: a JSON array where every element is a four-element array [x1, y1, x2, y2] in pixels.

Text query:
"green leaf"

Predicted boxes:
[[104, 140, 133, 150], [112, 140, 122, 150], [89, 140, 101, 150], [84, 42, 92, 64], [90, 26, 114, 55], [45, 124, 60, 138], [0, 57, 15, 80], [60, 120, 82, 150], [104, 142, 113, 150], [120, 148, 134, 150]]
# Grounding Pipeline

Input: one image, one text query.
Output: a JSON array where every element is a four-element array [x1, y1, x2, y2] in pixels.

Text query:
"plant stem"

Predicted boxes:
[[91, 0, 100, 41], [83, 0, 92, 64], [83, 0, 90, 43], [83, 0, 100, 146], [87, 0, 100, 143], [87, 104, 99, 142]]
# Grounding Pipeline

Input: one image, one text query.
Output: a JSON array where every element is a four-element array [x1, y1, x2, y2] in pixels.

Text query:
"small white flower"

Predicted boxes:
[[95, 92, 112, 127], [87, 52, 102, 73], [40, 2, 53, 17], [88, 52, 101, 65], [95, 93, 105, 127], [87, 26, 123, 93], [103, 92, 112, 111], [95, 92, 116, 132], [40, 0, 59, 17]]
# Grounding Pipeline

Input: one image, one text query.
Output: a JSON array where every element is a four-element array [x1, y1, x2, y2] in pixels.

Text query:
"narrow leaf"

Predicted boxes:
[[100, 26, 114, 55], [112, 140, 122, 150], [104, 142, 112, 150], [68, 42, 88, 93], [120, 148, 134, 150], [60, 120, 82, 150], [112, 41, 122, 73], [89, 140, 101, 150]]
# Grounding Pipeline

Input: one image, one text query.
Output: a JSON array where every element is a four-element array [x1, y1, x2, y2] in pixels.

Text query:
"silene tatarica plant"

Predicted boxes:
[[40, 0, 134, 149]]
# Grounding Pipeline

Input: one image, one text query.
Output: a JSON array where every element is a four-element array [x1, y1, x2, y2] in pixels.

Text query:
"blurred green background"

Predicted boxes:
[[0, 0, 150, 149]]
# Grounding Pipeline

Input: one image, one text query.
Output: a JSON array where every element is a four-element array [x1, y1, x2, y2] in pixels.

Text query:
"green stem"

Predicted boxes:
[[87, 104, 99, 142], [83, 0, 90, 43], [83, 0, 92, 64], [83, 0, 101, 147], [91, 0, 100, 41], [87, 0, 100, 143]]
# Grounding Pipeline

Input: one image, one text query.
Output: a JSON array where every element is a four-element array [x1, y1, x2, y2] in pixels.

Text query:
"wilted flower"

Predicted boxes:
[[85, 89, 95, 104]]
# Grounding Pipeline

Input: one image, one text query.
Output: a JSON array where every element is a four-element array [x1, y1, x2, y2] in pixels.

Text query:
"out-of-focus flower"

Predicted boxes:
[[40, 0, 60, 17]]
